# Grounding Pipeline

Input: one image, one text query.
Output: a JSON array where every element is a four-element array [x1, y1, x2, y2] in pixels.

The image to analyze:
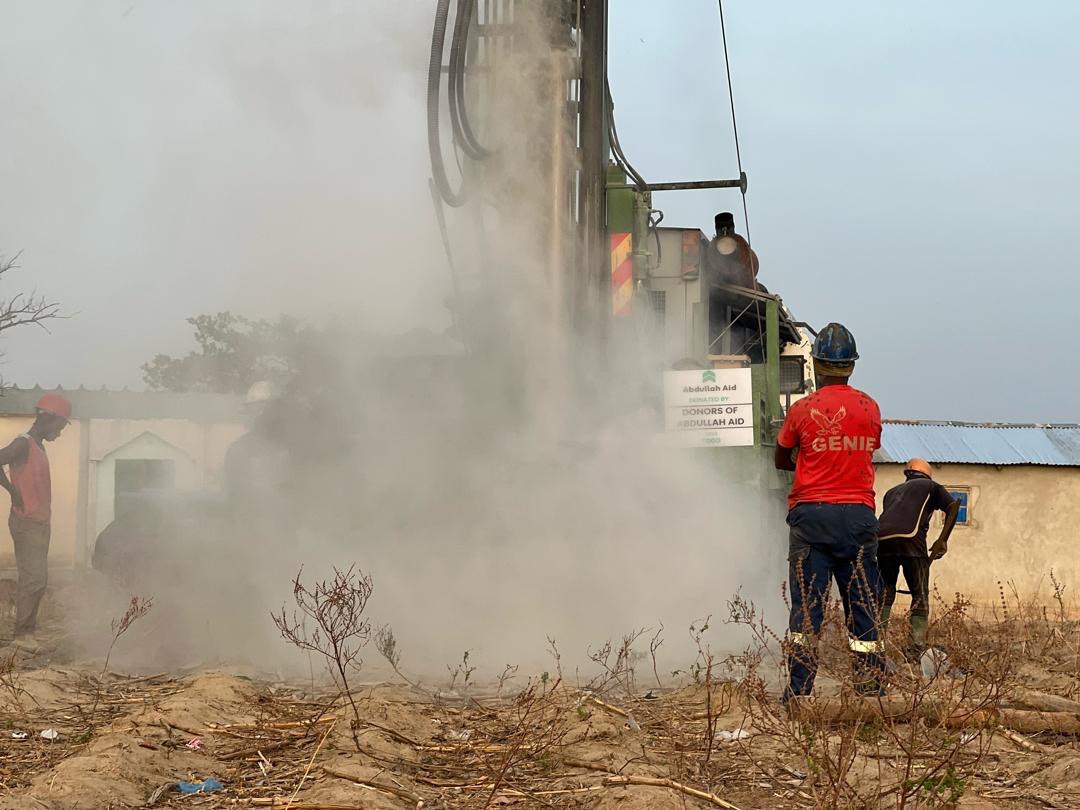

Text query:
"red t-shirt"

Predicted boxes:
[[776, 384, 881, 511]]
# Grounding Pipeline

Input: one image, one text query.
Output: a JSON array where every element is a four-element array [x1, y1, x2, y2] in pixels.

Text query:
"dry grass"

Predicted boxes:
[[7, 574, 1080, 808]]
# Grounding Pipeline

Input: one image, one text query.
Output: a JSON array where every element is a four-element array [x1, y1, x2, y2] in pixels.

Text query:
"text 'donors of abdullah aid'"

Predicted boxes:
[[662, 368, 755, 448]]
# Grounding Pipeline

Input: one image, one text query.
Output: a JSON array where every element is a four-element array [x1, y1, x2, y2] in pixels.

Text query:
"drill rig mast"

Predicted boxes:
[[427, 1, 798, 445], [427, 0, 608, 339]]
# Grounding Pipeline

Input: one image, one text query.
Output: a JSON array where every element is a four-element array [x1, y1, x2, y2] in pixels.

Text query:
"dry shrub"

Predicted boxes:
[[727, 584, 1018, 809], [587, 627, 647, 696], [1000, 574, 1080, 698], [478, 675, 572, 802], [0, 648, 33, 723], [273, 565, 375, 749], [86, 595, 153, 724]]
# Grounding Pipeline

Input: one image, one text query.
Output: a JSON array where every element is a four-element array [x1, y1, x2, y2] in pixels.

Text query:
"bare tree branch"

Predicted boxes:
[[0, 252, 64, 337]]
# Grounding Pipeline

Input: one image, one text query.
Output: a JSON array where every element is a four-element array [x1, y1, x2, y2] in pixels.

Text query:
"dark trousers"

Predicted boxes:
[[879, 555, 930, 616], [9, 514, 50, 637], [786, 503, 884, 699]]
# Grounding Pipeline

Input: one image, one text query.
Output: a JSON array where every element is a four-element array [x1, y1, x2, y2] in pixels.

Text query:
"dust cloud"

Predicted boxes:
[[40, 3, 789, 682]]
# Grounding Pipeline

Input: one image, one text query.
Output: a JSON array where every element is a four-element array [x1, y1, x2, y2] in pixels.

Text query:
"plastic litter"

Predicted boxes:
[[177, 778, 223, 794], [11, 731, 29, 740], [186, 737, 203, 751], [40, 728, 59, 741], [921, 647, 960, 679], [449, 729, 472, 741], [715, 728, 752, 742]]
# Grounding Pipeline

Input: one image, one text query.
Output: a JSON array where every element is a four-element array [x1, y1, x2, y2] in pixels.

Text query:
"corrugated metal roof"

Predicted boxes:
[[876, 421, 1080, 467]]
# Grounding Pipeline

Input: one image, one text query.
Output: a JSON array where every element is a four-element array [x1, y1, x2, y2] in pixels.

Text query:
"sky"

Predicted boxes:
[[1, 1, 1078, 421]]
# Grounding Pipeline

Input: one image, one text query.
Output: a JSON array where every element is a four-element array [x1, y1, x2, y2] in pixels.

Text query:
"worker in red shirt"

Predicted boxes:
[[774, 323, 884, 700], [0, 394, 71, 649]]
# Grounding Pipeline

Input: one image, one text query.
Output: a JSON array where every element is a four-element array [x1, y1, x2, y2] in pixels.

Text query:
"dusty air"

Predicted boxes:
[[0, 2, 1077, 808]]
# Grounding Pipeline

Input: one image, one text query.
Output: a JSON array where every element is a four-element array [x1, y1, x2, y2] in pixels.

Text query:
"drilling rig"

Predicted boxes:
[[426, 1, 811, 458]]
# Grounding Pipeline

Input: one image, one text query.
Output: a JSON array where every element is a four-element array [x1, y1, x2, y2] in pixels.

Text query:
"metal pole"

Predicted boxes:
[[578, 0, 608, 335], [631, 189, 651, 286], [607, 174, 747, 193], [765, 298, 781, 435], [546, 52, 574, 326]]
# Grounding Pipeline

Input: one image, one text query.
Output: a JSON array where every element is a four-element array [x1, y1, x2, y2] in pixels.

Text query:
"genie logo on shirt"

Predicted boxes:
[[808, 406, 877, 452]]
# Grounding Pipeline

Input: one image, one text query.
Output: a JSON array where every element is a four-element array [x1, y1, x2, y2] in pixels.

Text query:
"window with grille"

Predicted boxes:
[[947, 488, 971, 525]]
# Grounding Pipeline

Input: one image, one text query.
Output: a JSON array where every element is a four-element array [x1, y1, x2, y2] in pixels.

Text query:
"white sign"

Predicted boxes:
[[663, 368, 755, 448]]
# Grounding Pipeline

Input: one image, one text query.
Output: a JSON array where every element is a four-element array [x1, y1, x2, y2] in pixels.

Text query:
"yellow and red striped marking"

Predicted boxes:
[[610, 232, 632, 316]]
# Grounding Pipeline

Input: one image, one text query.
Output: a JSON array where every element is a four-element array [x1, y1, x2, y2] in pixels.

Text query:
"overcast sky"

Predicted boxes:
[[1, 1, 1077, 422]]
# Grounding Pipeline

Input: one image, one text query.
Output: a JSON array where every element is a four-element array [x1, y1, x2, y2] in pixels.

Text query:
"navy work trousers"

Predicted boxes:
[[786, 502, 884, 699]]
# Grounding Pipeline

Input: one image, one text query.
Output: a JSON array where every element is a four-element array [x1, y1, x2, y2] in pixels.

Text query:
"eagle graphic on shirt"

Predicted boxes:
[[809, 406, 846, 437]]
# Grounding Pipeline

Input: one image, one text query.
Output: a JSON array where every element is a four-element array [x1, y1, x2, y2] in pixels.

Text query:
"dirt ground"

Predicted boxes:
[[0, 652, 1077, 809], [2, 584, 1080, 809]]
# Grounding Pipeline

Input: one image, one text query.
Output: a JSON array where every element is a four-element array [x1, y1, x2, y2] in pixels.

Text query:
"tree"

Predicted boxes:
[[142, 312, 315, 395], [0, 252, 62, 336]]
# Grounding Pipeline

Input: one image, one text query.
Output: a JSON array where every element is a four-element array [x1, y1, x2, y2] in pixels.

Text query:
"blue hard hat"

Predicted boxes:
[[811, 322, 859, 363]]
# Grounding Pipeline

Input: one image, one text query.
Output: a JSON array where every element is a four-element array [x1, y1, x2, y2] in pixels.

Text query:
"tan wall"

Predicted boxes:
[[0, 417, 82, 569], [0, 415, 245, 573], [875, 463, 1080, 606], [86, 418, 245, 542]]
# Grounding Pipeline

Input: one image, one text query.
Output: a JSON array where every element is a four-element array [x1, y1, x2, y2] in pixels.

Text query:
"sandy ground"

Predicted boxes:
[[0, 650, 1077, 809], [1, 582, 1080, 808]]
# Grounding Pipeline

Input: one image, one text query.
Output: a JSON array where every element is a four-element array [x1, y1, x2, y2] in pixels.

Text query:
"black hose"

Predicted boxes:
[[449, 0, 492, 160], [649, 209, 664, 268], [606, 80, 648, 190], [428, 0, 467, 207]]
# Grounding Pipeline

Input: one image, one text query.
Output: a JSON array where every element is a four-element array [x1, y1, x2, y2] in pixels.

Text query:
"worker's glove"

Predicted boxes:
[[8, 490, 22, 511], [929, 539, 948, 561]]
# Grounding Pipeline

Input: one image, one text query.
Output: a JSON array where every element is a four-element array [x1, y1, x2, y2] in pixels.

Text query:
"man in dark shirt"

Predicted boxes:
[[877, 458, 960, 659]]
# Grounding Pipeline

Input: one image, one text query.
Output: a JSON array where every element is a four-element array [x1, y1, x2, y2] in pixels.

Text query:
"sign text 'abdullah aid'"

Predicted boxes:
[[663, 368, 755, 448]]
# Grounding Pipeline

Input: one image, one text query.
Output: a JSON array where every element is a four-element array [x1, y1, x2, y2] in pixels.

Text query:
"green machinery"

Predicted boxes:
[[605, 167, 806, 449], [426, 1, 808, 458]]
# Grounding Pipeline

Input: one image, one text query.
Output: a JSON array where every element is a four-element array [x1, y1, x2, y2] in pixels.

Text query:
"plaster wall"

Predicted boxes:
[[0, 417, 82, 569], [874, 463, 1080, 607]]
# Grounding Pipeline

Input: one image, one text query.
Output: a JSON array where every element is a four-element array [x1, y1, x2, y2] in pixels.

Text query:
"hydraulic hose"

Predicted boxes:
[[448, 0, 492, 160], [428, 0, 467, 207], [606, 80, 648, 190]]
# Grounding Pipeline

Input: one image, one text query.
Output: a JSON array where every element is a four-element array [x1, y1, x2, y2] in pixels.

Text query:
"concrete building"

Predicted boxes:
[[875, 420, 1080, 607], [0, 387, 243, 572], [15, 382, 1075, 615]]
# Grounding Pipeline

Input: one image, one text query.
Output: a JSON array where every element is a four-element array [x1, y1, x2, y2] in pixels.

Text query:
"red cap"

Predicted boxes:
[[36, 393, 72, 421]]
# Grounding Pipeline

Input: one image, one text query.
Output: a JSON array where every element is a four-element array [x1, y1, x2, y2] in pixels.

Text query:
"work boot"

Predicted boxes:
[[785, 656, 817, 703], [879, 604, 892, 637], [854, 679, 886, 697], [907, 615, 929, 662], [853, 651, 887, 696]]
